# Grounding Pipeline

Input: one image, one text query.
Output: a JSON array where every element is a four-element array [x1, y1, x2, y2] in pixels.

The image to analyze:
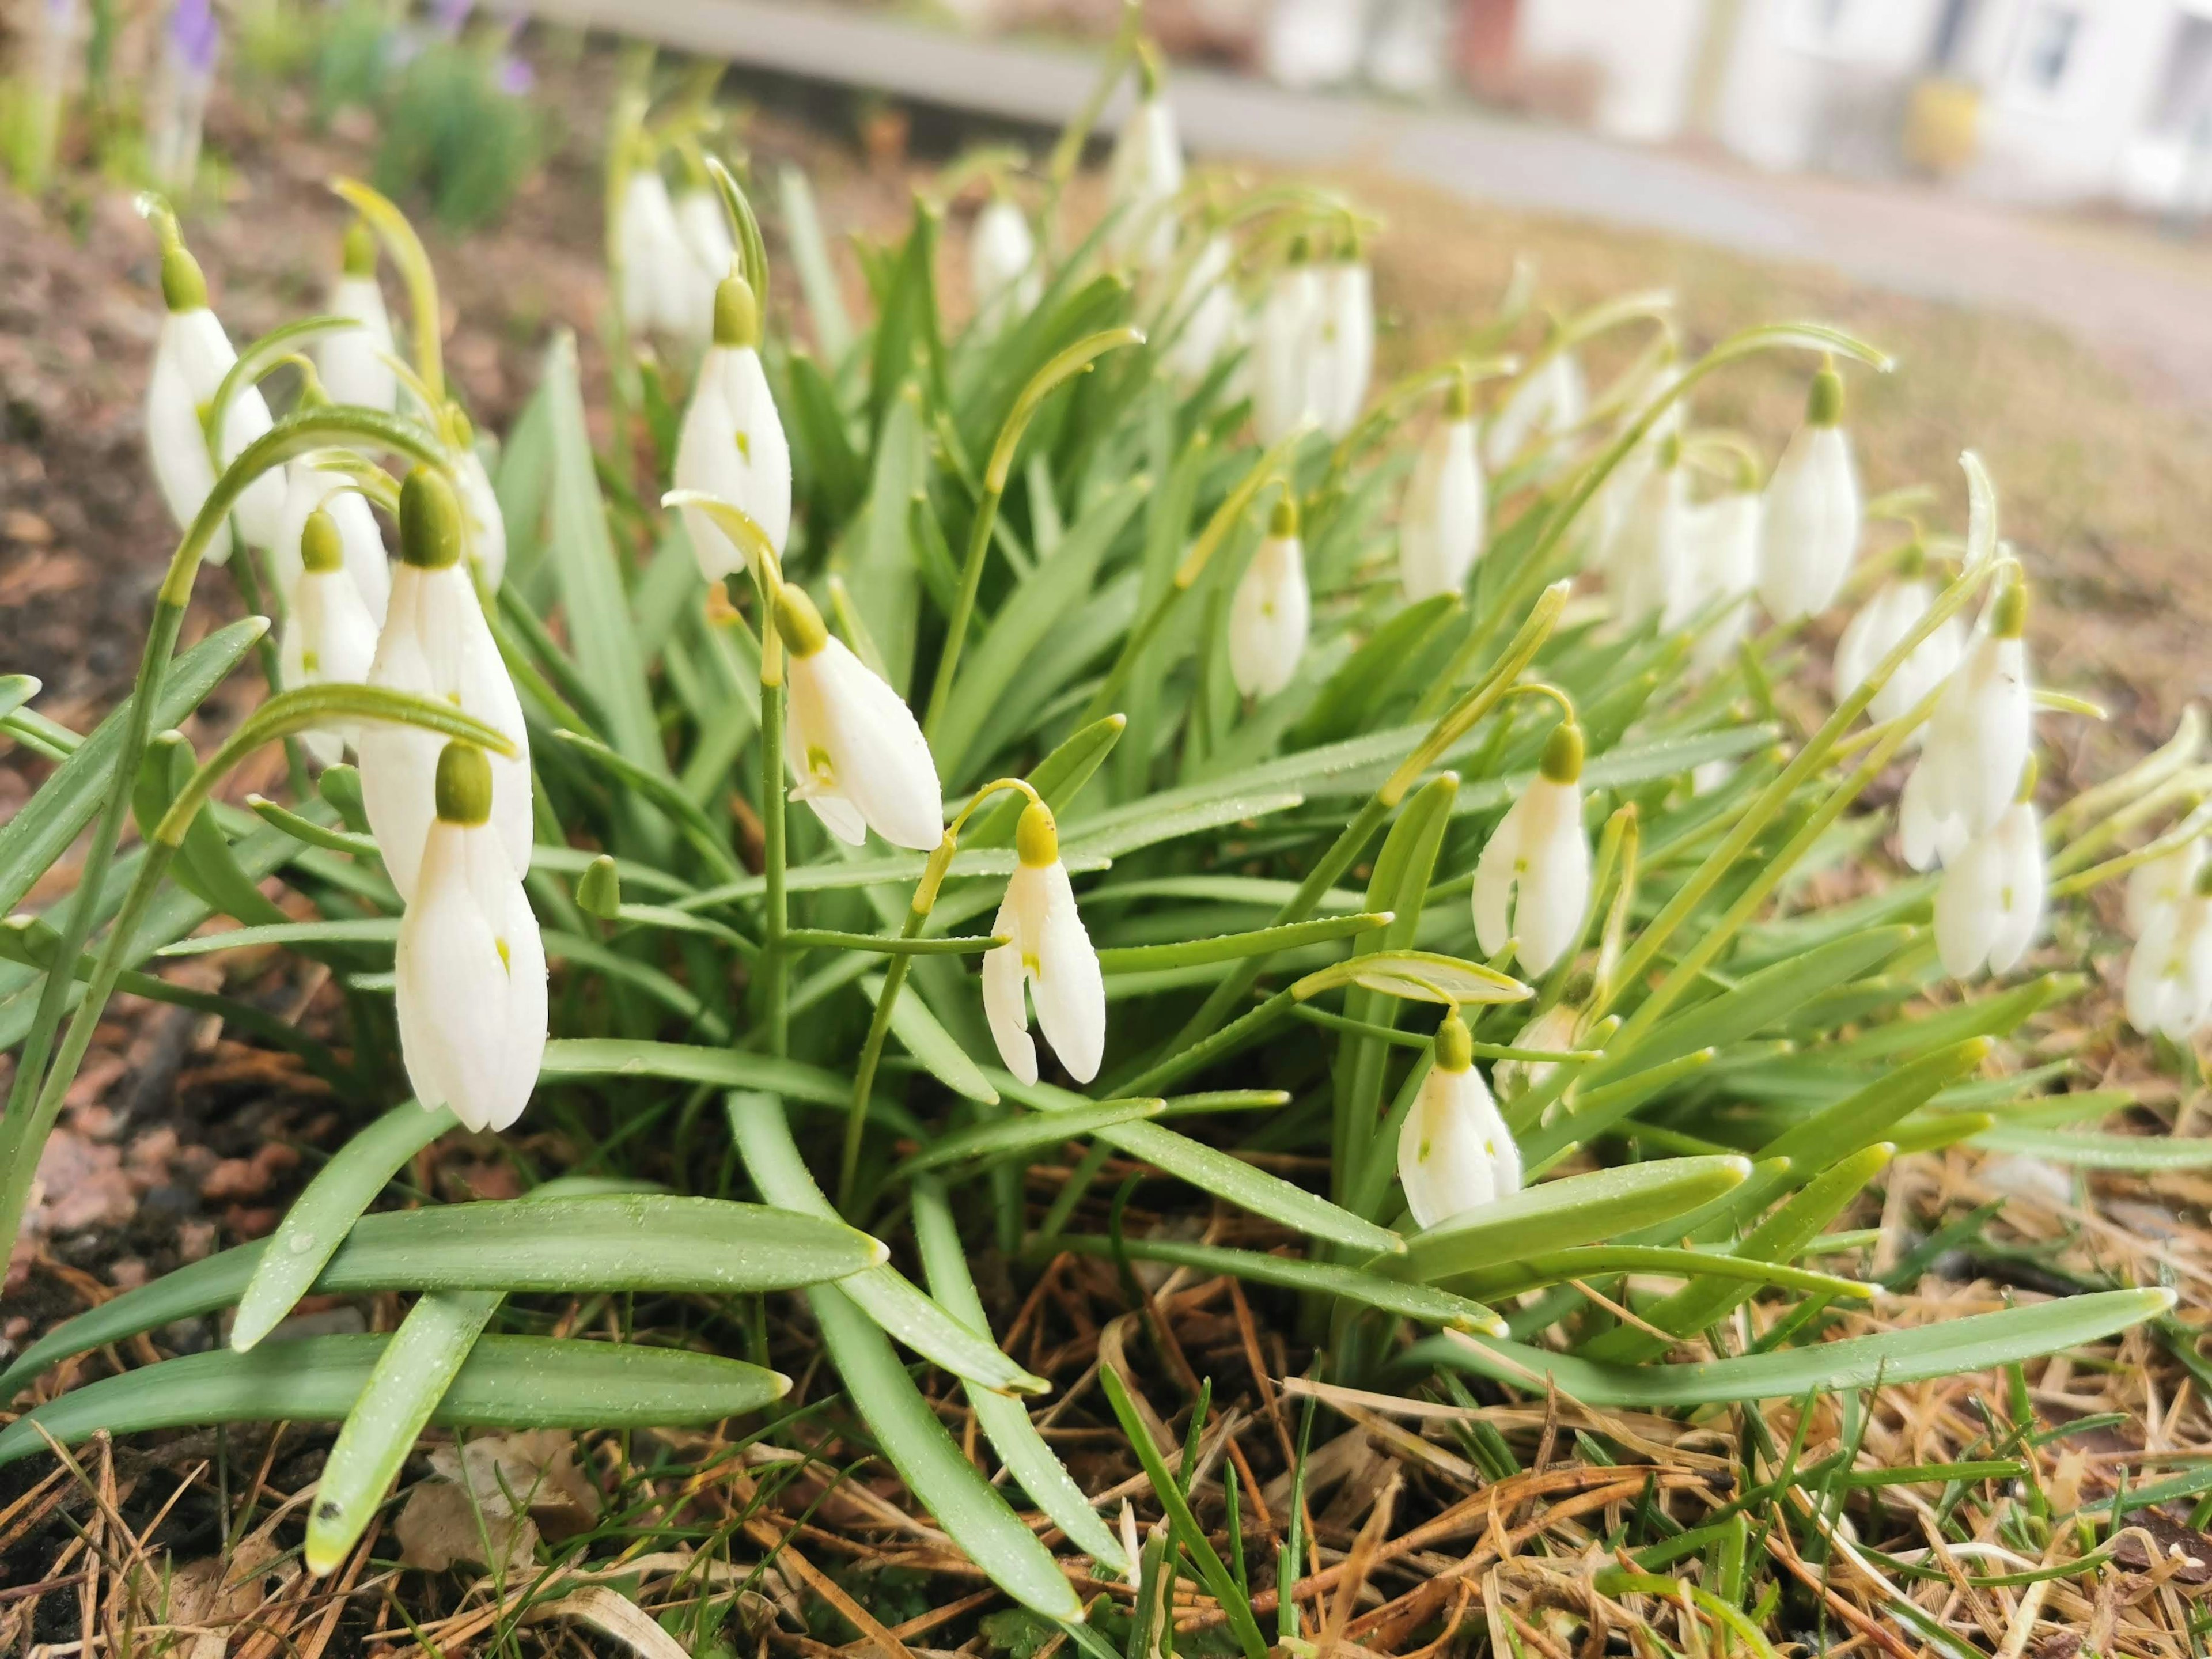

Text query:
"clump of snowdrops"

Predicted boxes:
[[1, 28, 2202, 1634]]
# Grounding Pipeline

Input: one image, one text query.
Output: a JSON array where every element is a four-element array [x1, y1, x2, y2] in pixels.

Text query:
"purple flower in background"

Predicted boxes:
[[432, 0, 475, 35], [495, 54, 535, 96], [169, 0, 219, 77]]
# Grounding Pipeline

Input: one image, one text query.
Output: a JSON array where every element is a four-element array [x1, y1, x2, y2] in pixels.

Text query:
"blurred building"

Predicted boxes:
[[1486, 0, 2212, 213]]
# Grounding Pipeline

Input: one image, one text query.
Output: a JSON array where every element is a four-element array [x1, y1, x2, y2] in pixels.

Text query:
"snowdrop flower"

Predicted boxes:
[[281, 507, 381, 767], [1833, 543, 1964, 726], [1608, 434, 1686, 631], [315, 220, 398, 412], [1255, 238, 1321, 444], [672, 183, 737, 346], [274, 458, 390, 624], [1311, 240, 1372, 438], [1490, 981, 1586, 1105], [1229, 495, 1310, 700], [777, 584, 942, 850], [395, 741, 547, 1132], [2127, 867, 2212, 1039], [617, 158, 692, 338], [1588, 360, 1682, 576], [1399, 376, 1485, 601], [969, 192, 1041, 337], [1166, 233, 1241, 384], [1486, 343, 1586, 470], [675, 276, 793, 584], [1898, 581, 2032, 872], [445, 407, 509, 592], [361, 467, 532, 902], [1755, 363, 1861, 622], [1934, 783, 2044, 979], [1106, 49, 1184, 272], [1398, 1012, 1521, 1230], [145, 238, 286, 565], [1475, 719, 1591, 976], [984, 799, 1105, 1085], [2128, 836, 2205, 937], [1682, 478, 1760, 675]]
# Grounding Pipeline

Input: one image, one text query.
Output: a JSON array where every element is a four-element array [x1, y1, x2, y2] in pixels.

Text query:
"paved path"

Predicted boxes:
[[523, 0, 2212, 408]]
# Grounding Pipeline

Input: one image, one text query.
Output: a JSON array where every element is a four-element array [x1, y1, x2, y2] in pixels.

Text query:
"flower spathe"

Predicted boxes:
[[1934, 796, 2045, 979], [969, 194, 1041, 336], [1228, 496, 1310, 700], [395, 741, 547, 1132], [316, 221, 398, 412], [675, 276, 793, 583], [1399, 377, 1485, 601], [281, 507, 381, 767], [1398, 1013, 1521, 1231], [2126, 870, 2212, 1040], [777, 584, 943, 851], [1834, 544, 1963, 726], [1475, 719, 1591, 976], [1755, 365, 1861, 622], [984, 801, 1106, 1085], [1898, 581, 2032, 871], [145, 241, 286, 565], [360, 467, 532, 902]]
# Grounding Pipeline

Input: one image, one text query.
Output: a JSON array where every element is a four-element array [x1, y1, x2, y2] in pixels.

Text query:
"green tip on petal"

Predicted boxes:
[[1268, 494, 1299, 539], [160, 244, 207, 313], [714, 274, 760, 349], [1287, 232, 1310, 266], [1656, 431, 1683, 471], [300, 507, 346, 574], [772, 584, 830, 657], [1435, 1011, 1473, 1072], [1016, 799, 1060, 868], [1540, 719, 1585, 785], [434, 741, 494, 826], [342, 219, 378, 276], [1806, 363, 1845, 427], [1444, 372, 1474, 422], [1896, 539, 1927, 579], [1993, 578, 2028, 640], [399, 467, 464, 570], [2192, 860, 2212, 899], [577, 854, 622, 920], [1135, 40, 1163, 99]]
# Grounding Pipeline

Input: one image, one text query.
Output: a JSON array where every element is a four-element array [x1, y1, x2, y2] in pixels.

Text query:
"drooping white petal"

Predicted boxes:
[[618, 169, 691, 336], [281, 565, 380, 763], [1836, 575, 1945, 723], [1897, 762, 1966, 873], [2127, 892, 2212, 1039], [969, 198, 1041, 335], [149, 308, 286, 562], [1166, 236, 1240, 384], [1485, 353, 1586, 470], [1106, 96, 1184, 270], [983, 892, 1039, 1085], [318, 272, 399, 411], [1608, 459, 1685, 631], [1509, 776, 1590, 976], [2127, 839, 2203, 937], [785, 637, 942, 851], [275, 463, 391, 623], [1472, 796, 1525, 963], [1755, 422, 1861, 622], [1399, 417, 1485, 601], [675, 344, 793, 581], [1316, 261, 1372, 438], [1227, 534, 1310, 700], [1934, 801, 2043, 979], [147, 325, 226, 562], [1983, 802, 2046, 973], [1255, 265, 1320, 444], [1398, 1065, 1521, 1231], [1682, 491, 1760, 674], [1028, 859, 1105, 1084], [1934, 631, 2032, 839], [453, 448, 509, 594], [672, 188, 736, 345]]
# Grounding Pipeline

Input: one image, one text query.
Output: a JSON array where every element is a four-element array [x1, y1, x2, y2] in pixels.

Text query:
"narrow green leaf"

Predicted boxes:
[[157, 918, 401, 957], [1972, 1127, 2212, 1168], [897, 1099, 1162, 1178], [862, 972, 1000, 1105], [1292, 950, 1531, 1008], [1096, 913, 1391, 975], [779, 163, 855, 363]]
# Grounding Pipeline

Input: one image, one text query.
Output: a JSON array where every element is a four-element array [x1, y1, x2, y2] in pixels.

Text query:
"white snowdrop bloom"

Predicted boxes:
[[446, 414, 509, 593], [1398, 1013, 1521, 1231], [280, 507, 381, 767], [1486, 347, 1586, 470], [617, 163, 692, 338], [1228, 495, 1310, 700], [1755, 364, 1861, 622], [1608, 435, 1687, 631], [361, 467, 532, 903], [1832, 544, 1964, 726], [1897, 581, 2032, 870], [1399, 377, 1485, 601], [1166, 233, 1240, 384], [145, 241, 286, 565], [1934, 796, 2045, 979], [674, 277, 793, 584], [395, 741, 547, 1133], [969, 194, 1041, 337], [2128, 837, 2205, 938], [315, 220, 397, 412], [983, 800, 1106, 1085], [1255, 244, 1321, 444], [1490, 990, 1585, 1105], [672, 185, 737, 346], [1106, 56, 1184, 272], [1587, 361, 1682, 575], [778, 584, 943, 851], [1475, 720, 1592, 976], [1682, 484, 1761, 675], [2127, 873, 2212, 1040], [1312, 248, 1372, 438], [274, 458, 390, 624]]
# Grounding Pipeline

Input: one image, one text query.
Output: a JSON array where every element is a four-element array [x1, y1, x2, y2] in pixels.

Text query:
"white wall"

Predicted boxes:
[[1714, 0, 1948, 172], [1515, 0, 1711, 142], [1952, 0, 2183, 200]]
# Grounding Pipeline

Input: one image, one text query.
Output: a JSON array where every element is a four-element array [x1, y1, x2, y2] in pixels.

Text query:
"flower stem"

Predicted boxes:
[[759, 676, 787, 1058], [922, 480, 1005, 747], [839, 916, 922, 1215]]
